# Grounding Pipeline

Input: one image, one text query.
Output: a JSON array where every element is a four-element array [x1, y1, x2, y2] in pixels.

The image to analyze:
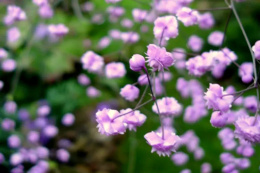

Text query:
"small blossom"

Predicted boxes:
[[177, 7, 198, 26], [121, 18, 133, 28], [146, 44, 175, 71], [77, 74, 90, 86], [244, 96, 258, 113], [87, 86, 101, 98], [98, 36, 111, 49], [1, 118, 15, 131], [208, 31, 224, 46], [81, 51, 104, 73], [144, 129, 181, 156], [62, 113, 75, 126], [96, 108, 126, 136], [8, 135, 21, 148], [0, 48, 8, 59], [121, 32, 139, 43], [120, 108, 146, 131], [4, 5, 26, 26], [39, 4, 53, 19], [201, 163, 212, 173], [187, 35, 203, 52], [10, 153, 23, 166], [171, 152, 189, 165], [234, 115, 260, 143], [132, 9, 147, 22], [239, 62, 253, 83], [48, 24, 69, 37], [198, 12, 215, 29], [154, 16, 179, 39], [210, 111, 228, 128], [152, 97, 182, 117], [32, 0, 48, 6], [4, 101, 17, 114], [129, 54, 145, 71], [105, 62, 126, 78], [7, 27, 21, 43], [105, 0, 121, 3], [43, 125, 58, 138], [2, 59, 16, 72], [137, 74, 148, 85], [56, 149, 70, 162], [120, 84, 139, 101], [252, 40, 260, 60], [204, 84, 234, 112]]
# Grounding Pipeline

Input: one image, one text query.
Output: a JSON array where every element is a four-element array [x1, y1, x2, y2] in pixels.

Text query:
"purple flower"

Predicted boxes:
[[244, 96, 257, 113], [27, 131, 40, 143], [121, 32, 139, 43], [8, 135, 21, 148], [33, 0, 48, 6], [4, 5, 26, 26], [208, 31, 224, 46], [146, 44, 175, 71], [137, 74, 148, 85], [144, 129, 181, 156], [2, 59, 16, 72], [96, 108, 126, 136], [56, 149, 70, 162], [121, 18, 133, 28], [81, 51, 104, 73], [34, 24, 48, 40], [132, 9, 147, 22], [77, 74, 90, 86], [98, 36, 111, 49], [107, 6, 125, 18], [201, 163, 212, 173], [35, 146, 49, 159], [105, 0, 121, 3], [187, 35, 203, 52], [43, 125, 58, 138], [7, 27, 21, 43], [194, 147, 204, 160], [152, 97, 182, 117], [234, 115, 260, 143], [180, 169, 191, 173], [220, 152, 235, 164], [62, 113, 75, 126], [198, 12, 215, 29], [222, 163, 236, 173], [48, 24, 69, 37], [82, 2, 94, 12], [239, 62, 253, 83], [109, 29, 121, 39], [252, 40, 260, 60], [4, 101, 17, 114], [186, 54, 213, 76], [105, 62, 126, 78], [129, 54, 145, 71], [0, 48, 8, 59], [1, 118, 15, 131], [38, 4, 53, 19], [177, 7, 198, 26], [120, 108, 146, 131], [171, 152, 189, 165], [120, 84, 139, 101], [86, 86, 101, 98], [37, 105, 50, 117], [204, 84, 234, 112], [10, 153, 23, 166], [210, 111, 228, 128], [153, 16, 179, 39]]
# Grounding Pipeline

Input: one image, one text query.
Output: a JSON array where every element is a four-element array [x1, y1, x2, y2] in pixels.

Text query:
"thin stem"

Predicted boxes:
[[172, 50, 199, 57], [143, 67, 156, 101], [113, 99, 153, 120], [135, 84, 149, 109], [231, 0, 257, 84], [222, 84, 256, 97], [219, 9, 232, 49], [161, 70, 167, 97], [197, 7, 231, 11], [159, 28, 165, 47]]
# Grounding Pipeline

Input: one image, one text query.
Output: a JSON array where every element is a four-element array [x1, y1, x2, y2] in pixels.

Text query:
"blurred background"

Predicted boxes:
[[0, 0, 260, 172]]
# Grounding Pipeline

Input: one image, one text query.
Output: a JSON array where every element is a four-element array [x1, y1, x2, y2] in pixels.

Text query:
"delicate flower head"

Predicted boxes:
[[105, 0, 121, 3], [8, 135, 21, 148], [154, 16, 179, 39], [144, 129, 181, 156], [129, 54, 145, 71], [120, 84, 139, 101], [33, 0, 48, 6], [152, 97, 182, 116], [120, 108, 146, 131], [121, 32, 139, 43], [171, 152, 189, 165], [239, 62, 253, 83], [62, 113, 75, 126], [39, 4, 53, 19], [87, 86, 101, 98], [204, 84, 234, 112], [98, 36, 111, 49], [146, 44, 174, 71], [2, 59, 16, 72], [201, 163, 212, 173], [77, 74, 90, 86], [210, 111, 228, 128], [137, 74, 148, 85], [132, 8, 147, 22], [56, 149, 70, 162], [7, 27, 21, 43], [0, 48, 8, 59], [4, 5, 26, 26], [105, 62, 126, 78], [252, 40, 260, 60], [48, 24, 69, 37], [187, 35, 203, 52], [96, 108, 126, 136], [81, 51, 104, 73], [177, 7, 198, 26], [208, 31, 224, 46], [244, 96, 258, 113], [234, 115, 260, 143], [198, 12, 215, 29]]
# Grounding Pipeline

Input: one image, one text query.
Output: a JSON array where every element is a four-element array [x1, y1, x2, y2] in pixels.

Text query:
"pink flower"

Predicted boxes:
[[239, 62, 253, 83], [96, 108, 126, 136], [204, 84, 234, 112], [120, 84, 139, 101], [62, 113, 75, 126], [121, 32, 139, 43], [39, 4, 53, 19], [120, 109, 146, 131], [1, 59, 16, 72], [177, 7, 198, 26], [4, 5, 26, 26], [137, 74, 148, 85], [81, 51, 104, 73], [144, 129, 181, 156], [153, 16, 179, 39], [7, 27, 20, 43], [98, 36, 111, 49], [146, 44, 174, 71], [187, 35, 203, 52], [129, 54, 145, 71], [210, 111, 228, 128], [77, 74, 90, 86], [105, 62, 126, 78], [252, 40, 260, 60], [234, 115, 260, 143], [198, 12, 215, 29], [105, 0, 121, 3], [208, 31, 224, 46], [171, 152, 189, 165], [132, 9, 147, 22], [48, 24, 69, 37], [87, 86, 101, 98], [152, 97, 182, 117]]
